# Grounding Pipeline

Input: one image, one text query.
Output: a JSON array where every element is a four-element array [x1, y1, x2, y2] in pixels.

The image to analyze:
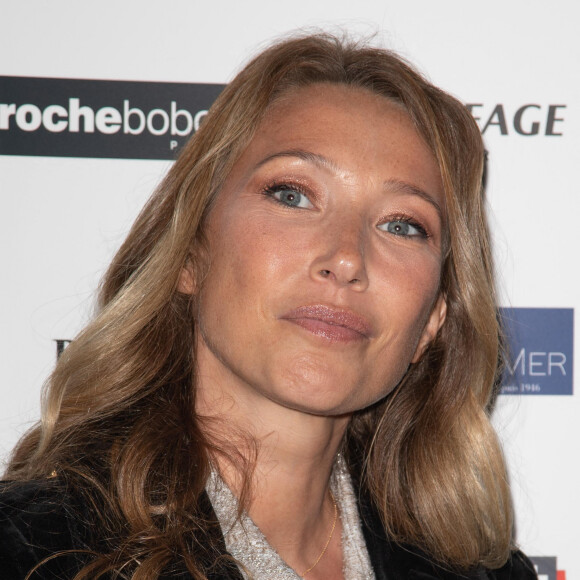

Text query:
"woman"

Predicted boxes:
[[0, 34, 536, 579]]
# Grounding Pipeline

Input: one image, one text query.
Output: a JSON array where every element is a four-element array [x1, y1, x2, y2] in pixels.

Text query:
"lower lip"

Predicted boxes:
[[284, 318, 367, 343]]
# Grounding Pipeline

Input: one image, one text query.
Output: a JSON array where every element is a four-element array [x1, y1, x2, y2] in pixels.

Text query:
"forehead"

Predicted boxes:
[[262, 83, 416, 142], [231, 83, 444, 207], [266, 83, 421, 133]]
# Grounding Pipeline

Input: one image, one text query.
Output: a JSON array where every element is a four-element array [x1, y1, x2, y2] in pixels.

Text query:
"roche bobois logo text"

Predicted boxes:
[[0, 76, 225, 159]]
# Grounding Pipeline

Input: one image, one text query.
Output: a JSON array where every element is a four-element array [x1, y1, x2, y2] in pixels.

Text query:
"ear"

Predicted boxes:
[[411, 294, 447, 363], [177, 259, 197, 295]]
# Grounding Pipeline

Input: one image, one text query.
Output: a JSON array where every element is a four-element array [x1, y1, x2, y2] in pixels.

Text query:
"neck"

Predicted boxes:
[[195, 341, 349, 577]]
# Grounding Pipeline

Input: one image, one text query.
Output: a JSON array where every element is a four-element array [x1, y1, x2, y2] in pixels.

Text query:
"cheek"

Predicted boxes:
[[220, 212, 314, 287], [379, 246, 441, 305], [200, 209, 298, 324], [375, 252, 442, 343]]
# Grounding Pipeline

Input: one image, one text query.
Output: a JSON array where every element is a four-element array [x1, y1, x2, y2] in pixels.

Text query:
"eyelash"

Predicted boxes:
[[261, 181, 430, 239], [261, 181, 313, 208], [379, 214, 430, 239]]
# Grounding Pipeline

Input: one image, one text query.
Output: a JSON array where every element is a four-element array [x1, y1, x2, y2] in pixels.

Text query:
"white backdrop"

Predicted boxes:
[[1, 1, 578, 577]]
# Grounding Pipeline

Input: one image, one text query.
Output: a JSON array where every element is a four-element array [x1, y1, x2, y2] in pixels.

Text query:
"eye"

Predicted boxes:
[[378, 218, 428, 238], [264, 184, 314, 209]]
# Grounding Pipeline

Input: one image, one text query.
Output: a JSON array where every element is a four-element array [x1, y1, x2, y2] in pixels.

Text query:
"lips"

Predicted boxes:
[[280, 305, 373, 342]]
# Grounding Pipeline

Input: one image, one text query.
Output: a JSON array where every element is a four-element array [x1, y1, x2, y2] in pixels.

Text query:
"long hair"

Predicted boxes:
[[5, 33, 512, 577]]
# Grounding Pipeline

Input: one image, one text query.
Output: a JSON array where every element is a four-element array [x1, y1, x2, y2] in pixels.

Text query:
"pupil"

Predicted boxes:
[[390, 222, 409, 235]]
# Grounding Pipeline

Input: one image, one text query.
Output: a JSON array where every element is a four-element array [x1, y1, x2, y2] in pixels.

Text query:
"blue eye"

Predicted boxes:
[[268, 186, 313, 208], [378, 219, 427, 238]]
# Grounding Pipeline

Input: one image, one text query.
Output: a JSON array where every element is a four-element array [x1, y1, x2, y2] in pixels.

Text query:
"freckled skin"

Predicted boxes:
[[189, 83, 447, 419]]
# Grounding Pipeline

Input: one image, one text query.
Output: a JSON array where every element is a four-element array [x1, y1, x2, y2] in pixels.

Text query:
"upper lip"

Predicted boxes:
[[280, 304, 373, 337]]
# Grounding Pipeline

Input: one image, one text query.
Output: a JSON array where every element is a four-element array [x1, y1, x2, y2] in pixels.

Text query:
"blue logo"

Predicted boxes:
[[499, 308, 574, 395]]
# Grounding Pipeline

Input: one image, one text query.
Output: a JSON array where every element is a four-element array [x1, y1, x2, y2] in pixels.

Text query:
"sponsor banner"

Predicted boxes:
[[54, 309, 574, 396], [466, 104, 566, 136], [530, 556, 567, 580], [0, 76, 568, 162], [0, 76, 225, 160], [500, 308, 574, 395]]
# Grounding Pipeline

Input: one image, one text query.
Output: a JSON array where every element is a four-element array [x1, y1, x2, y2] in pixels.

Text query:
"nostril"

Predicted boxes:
[[319, 269, 331, 278]]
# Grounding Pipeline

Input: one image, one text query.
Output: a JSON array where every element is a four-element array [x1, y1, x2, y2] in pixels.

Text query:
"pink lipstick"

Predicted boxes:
[[281, 305, 372, 343]]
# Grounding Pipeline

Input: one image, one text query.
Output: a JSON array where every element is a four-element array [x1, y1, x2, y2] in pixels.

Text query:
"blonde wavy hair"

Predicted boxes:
[[6, 33, 512, 578]]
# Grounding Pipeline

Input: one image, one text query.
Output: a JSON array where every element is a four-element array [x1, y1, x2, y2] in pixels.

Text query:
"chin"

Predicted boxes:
[[267, 376, 377, 418]]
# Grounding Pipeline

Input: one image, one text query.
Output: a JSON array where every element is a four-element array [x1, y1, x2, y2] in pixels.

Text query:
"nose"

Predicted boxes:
[[309, 220, 369, 290]]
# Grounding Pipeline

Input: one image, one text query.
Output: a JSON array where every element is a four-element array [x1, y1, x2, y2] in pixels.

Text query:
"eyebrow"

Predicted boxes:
[[383, 178, 443, 219], [255, 148, 443, 218], [255, 149, 340, 173]]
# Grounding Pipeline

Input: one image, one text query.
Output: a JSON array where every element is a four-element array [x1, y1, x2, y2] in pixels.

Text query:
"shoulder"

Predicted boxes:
[[0, 479, 92, 579]]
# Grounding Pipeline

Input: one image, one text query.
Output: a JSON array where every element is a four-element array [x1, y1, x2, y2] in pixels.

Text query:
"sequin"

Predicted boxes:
[[206, 455, 376, 580]]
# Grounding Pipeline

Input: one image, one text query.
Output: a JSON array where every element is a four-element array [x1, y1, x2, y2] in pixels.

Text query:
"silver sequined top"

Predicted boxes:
[[206, 455, 376, 580]]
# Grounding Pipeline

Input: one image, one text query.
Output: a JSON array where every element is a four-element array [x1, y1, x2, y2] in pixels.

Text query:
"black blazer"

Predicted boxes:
[[0, 480, 537, 579]]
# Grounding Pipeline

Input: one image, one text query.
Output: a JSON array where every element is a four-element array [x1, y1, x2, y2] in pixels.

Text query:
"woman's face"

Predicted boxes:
[[189, 83, 447, 417]]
